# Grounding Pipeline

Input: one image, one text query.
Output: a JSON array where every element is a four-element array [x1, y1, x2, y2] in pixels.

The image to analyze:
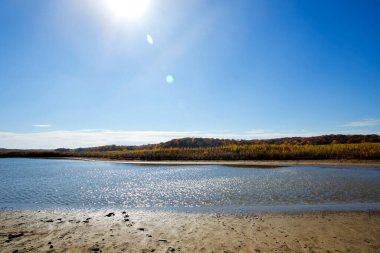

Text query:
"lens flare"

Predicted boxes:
[[166, 75, 174, 84], [146, 34, 154, 45]]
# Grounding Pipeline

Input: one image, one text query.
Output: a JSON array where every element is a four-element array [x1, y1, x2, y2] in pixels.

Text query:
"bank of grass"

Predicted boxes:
[[1, 143, 380, 161]]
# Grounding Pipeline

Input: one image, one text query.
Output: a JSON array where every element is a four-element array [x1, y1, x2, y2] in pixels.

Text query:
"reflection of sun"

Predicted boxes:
[[105, 0, 151, 21]]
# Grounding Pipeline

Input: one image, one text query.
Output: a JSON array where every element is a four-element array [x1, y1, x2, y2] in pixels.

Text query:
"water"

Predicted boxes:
[[1, 158, 380, 212]]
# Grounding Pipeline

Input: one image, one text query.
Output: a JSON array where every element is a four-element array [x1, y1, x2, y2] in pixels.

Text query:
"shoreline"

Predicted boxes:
[[1, 209, 379, 252], [59, 157, 380, 167]]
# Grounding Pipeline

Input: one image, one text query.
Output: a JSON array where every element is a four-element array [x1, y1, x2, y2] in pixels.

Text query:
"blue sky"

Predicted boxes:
[[0, 0, 379, 148]]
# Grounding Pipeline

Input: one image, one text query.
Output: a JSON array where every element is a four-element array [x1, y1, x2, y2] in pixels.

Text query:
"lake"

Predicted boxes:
[[1, 158, 380, 212]]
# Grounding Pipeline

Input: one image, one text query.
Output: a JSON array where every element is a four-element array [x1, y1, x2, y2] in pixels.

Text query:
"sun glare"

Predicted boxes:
[[105, 0, 151, 21]]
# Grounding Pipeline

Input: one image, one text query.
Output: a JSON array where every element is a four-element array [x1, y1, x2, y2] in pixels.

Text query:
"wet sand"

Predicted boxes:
[[1, 210, 380, 253], [64, 158, 380, 167]]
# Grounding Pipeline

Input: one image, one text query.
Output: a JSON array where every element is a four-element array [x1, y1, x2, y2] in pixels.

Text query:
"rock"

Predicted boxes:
[[167, 247, 175, 252], [138, 228, 145, 231], [8, 233, 24, 240], [50, 245, 53, 249], [124, 219, 130, 222], [105, 212, 115, 217], [146, 234, 152, 237], [46, 219, 54, 223], [124, 214, 129, 218], [89, 246, 100, 251], [12, 250, 18, 253], [48, 242, 52, 245], [122, 211, 126, 214], [158, 239, 168, 243]]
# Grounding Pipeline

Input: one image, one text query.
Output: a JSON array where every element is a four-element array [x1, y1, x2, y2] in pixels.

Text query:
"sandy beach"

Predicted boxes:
[[1, 210, 380, 253]]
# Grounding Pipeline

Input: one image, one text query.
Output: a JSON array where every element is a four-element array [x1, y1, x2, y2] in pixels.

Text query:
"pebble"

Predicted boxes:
[[105, 213, 115, 217]]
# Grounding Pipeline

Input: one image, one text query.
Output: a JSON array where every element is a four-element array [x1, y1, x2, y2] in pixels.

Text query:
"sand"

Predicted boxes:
[[1, 210, 380, 253], [64, 158, 380, 167]]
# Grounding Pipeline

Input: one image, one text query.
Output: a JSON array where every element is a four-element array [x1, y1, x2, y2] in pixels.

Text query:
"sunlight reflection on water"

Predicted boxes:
[[1, 159, 380, 212]]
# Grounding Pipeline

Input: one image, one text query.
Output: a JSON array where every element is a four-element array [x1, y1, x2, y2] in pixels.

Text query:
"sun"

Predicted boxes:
[[105, 0, 151, 21]]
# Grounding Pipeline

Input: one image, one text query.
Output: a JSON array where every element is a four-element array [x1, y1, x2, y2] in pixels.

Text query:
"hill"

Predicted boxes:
[[55, 134, 380, 152], [1, 134, 380, 161]]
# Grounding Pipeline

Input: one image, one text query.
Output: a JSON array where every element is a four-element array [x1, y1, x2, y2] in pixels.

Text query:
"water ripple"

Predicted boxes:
[[1, 158, 380, 211]]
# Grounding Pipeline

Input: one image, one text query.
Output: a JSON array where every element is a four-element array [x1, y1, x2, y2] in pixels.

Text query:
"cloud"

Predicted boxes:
[[33, 124, 52, 128], [341, 119, 380, 127], [4, 128, 377, 150], [0, 129, 318, 149]]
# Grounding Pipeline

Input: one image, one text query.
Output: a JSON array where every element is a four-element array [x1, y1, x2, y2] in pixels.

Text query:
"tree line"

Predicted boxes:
[[1, 143, 380, 161]]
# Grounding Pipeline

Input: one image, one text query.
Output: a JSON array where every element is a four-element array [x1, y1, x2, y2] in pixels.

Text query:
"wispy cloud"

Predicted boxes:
[[3, 128, 377, 150], [0, 129, 318, 149], [33, 124, 52, 128], [341, 119, 380, 127]]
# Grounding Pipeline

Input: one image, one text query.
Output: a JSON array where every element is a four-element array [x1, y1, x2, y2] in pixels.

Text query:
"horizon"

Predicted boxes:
[[1, 0, 380, 149], [1, 133, 379, 150]]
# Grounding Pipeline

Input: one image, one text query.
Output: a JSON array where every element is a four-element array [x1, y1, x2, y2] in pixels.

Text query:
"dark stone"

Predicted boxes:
[[8, 233, 24, 240], [48, 242, 51, 244], [89, 245, 100, 251], [50, 245, 53, 249], [138, 228, 145, 231], [122, 211, 126, 214], [105, 213, 115, 217]]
